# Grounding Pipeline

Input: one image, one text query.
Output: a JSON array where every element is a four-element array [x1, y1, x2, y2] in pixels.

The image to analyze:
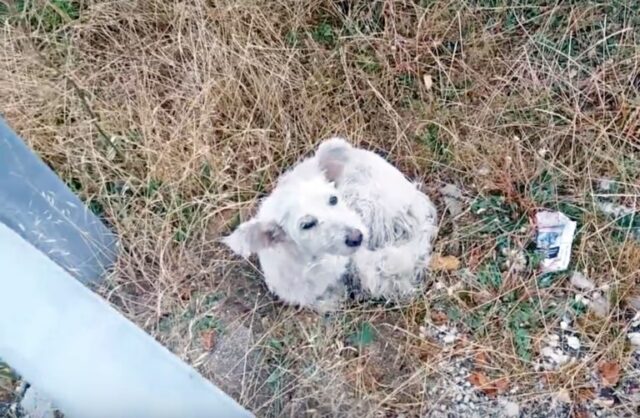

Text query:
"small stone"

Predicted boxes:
[[541, 346, 556, 358], [566, 336, 581, 350], [423, 74, 434, 90], [477, 165, 490, 176], [590, 293, 610, 318], [439, 404, 447, 411], [555, 388, 572, 403], [502, 400, 520, 417], [593, 397, 615, 408], [542, 347, 570, 366], [570, 271, 596, 291], [598, 178, 614, 191], [443, 334, 457, 344], [628, 332, 640, 347], [439, 184, 464, 217], [598, 387, 619, 405], [628, 296, 640, 312], [560, 321, 569, 330]]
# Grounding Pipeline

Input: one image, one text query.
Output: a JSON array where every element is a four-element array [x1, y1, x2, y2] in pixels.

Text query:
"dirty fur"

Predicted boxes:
[[223, 137, 438, 311]]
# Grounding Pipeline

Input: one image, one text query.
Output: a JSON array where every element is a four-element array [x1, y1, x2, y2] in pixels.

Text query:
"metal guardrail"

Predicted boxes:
[[0, 117, 117, 285], [0, 117, 253, 418]]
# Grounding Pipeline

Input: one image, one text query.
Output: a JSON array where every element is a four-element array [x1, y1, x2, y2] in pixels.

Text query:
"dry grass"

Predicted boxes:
[[1, 0, 640, 416]]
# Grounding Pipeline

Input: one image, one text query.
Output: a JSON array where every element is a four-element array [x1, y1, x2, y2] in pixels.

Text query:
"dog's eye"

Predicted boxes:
[[328, 195, 338, 206], [300, 218, 318, 230]]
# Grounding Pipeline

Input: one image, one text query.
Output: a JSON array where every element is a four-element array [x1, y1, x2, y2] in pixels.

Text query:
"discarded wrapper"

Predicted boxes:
[[535, 211, 576, 273]]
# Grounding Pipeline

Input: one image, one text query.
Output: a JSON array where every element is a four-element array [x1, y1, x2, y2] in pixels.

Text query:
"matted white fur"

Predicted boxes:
[[223, 137, 438, 311]]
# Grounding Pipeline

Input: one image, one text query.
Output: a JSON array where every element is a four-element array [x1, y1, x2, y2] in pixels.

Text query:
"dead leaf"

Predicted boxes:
[[201, 330, 217, 351], [423, 74, 433, 90], [469, 371, 490, 389], [473, 288, 494, 304], [430, 310, 448, 325], [430, 254, 461, 271], [468, 372, 509, 397], [344, 360, 381, 391], [493, 376, 510, 393], [572, 404, 589, 418], [178, 287, 192, 301], [541, 371, 557, 385], [467, 245, 486, 270], [598, 361, 621, 387], [417, 340, 440, 361], [576, 387, 596, 402], [474, 351, 490, 367]]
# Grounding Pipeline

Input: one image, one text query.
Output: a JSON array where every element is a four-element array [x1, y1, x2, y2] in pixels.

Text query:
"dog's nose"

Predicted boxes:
[[345, 229, 363, 248]]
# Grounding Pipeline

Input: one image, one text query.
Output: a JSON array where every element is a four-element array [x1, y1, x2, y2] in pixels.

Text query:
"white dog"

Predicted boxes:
[[223, 137, 438, 311]]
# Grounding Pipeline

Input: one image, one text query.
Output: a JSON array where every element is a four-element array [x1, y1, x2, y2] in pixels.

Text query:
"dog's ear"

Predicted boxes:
[[316, 136, 352, 182], [222, 219, 285, 257]]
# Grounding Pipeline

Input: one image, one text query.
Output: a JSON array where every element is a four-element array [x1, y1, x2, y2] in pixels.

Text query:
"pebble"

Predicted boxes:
[[566, 336, 581, 350], [598, 178, 614, 191], [629, 296, 640, 312], [576, 294, 591, 305], [502, 400, 520, 417], [570, 271, 595, 291], [590, 293, 610, 318], [555, 388, 572, 403], [541, 346, 570, 367], [628, 332, 640, 347]]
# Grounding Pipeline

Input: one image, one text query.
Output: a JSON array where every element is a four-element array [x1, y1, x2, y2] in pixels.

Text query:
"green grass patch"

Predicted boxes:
[[418, 123, 452, 163], [312, 22, 336, 47], [347, 321, 376, 348]]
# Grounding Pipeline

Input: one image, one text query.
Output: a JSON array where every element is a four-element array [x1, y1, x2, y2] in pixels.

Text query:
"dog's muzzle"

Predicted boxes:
[[345, 228, 363, 248]]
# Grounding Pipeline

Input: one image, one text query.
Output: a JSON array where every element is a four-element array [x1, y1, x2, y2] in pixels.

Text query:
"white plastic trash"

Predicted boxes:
[[535, 211, 576, 273]]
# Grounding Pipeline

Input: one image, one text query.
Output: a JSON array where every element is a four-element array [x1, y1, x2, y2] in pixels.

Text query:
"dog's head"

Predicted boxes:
[[223, 138, 366, 258]]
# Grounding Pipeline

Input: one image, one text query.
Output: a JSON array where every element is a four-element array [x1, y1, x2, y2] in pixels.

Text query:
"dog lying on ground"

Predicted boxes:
[[223, 137, 438, 311]]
